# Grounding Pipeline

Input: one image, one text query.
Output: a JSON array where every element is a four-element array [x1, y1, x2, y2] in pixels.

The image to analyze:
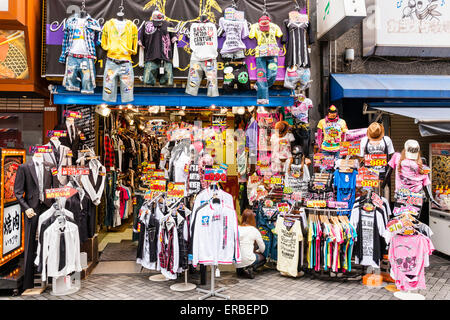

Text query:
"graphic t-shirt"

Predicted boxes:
[[388, 233, 434, 291], [275, 216, 303, 277], [189, 22, 218, 61], [388, 152, 431, 193], [333, 170, 357, 214], [139, 20, 175, 62], [317, 118, 348, 152], [270, 133, 296, 161], [290, 99, 313, 123], [219, 18, 249, 54], [284, 162, 310, 194], [69, 18, 89, 55], [249, 23, 283, 57], [234, 129, 247, 182]]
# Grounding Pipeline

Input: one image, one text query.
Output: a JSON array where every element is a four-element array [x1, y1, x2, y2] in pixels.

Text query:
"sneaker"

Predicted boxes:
[[246, 268, 255, 279]]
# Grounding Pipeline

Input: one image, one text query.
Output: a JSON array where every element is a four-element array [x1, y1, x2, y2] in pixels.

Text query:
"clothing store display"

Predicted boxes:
[[102, 58, 135, 103], [275, 216, 303, 277], [333, 170, 357, 215], [43, 139, 73, 186], [80, 159, 106, 206], [255, 56, 278, 103], [59, 121, 82, 162], [388, 152, 431, 193], [189, 22, 218, 61], [249, 21, 283, 58], [317, 117, 348, 153], [63, 56, 96, 94]]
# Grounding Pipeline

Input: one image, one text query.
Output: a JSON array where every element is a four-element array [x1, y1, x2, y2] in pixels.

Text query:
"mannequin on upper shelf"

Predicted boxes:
[[219, 7, 250, 93], [138, 10, 177, 86], [101, 3, 138, 103], [59, 6, 101, 94], [281, 9, 314, 90], [185, 13, 219, 97], [249, 14, 283, 105], [59, 115, 83, 163], [14, 152, 58, 290], [316, 105, 348, 161]]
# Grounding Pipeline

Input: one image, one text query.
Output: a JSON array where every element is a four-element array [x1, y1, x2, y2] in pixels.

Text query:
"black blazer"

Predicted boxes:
[[14, 160, 58, 211], [59, 124, 82, 161]]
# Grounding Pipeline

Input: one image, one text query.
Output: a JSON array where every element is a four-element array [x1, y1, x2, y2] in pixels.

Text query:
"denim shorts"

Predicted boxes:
[[63, 55, 96, 94], [143, 60, 173, 86], [185, 59, 219, 97], [284, 66, 311, 90], [103, 58, 134, 103]]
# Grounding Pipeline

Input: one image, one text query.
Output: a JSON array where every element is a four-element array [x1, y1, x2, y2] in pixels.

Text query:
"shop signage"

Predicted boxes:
[[2, 204, 21, 256], [45, 186, 78, 199], [29, 145, 53, 154], [363, 0, 450, 57], [317, 0, 367, 40], [60, 166, 90, 176], [364, 154, 387, 167], [44, 0, 308, 81], [167, 183, 185, 198]]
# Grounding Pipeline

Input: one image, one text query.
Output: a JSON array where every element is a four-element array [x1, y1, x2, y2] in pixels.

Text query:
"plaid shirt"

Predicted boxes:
[[59, 13, 102, 64], [104, 134, 115, 171]]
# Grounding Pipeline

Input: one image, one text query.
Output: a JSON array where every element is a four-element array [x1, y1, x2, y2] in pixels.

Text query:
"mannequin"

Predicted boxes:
[[246, 108, 259, 175], [59, 116, 83, 163], [138, 10, 177, 86], [382, 139, 439, 210], [316, 105, 348, 161], [101, 1, 138, 103], [43, 124, 73, 186], [59, 3, 101, 94], [285, 145, 311, 193], [282, 6, 314, 90], [249, 13, 283, 105], [270, 121, 295, 174], [219, 6, 250, 93], [359, 122, 395, 182], [14, 152, 58, 290], [185, 12, 219, 97], [290, 96, 313, 155]]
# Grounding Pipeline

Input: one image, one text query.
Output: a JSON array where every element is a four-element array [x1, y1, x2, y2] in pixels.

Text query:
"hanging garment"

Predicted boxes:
[[255, 202, 278, 262], [158, 214, 180, 279], [80, 159, 106, 205], [64, 185, 94, 243], [218, 17, 249, 56], [275, 216, 303, 277], [333, 170, 358, 215], [281, 18, 314, 69]]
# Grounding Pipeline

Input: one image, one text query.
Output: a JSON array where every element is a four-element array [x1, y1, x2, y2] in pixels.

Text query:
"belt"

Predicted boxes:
[[108, 57, 131, 65], [69, 53, 96, 60]]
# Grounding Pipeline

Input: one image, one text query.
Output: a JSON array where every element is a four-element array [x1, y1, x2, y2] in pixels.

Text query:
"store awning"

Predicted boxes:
[[330, 74, 450, 101], [52, 86, 294, 107], [369, 103, 450, 137]]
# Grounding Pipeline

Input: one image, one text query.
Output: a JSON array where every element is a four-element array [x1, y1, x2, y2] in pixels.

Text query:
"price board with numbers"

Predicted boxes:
[[167, 183, 186, 198], [204, 166, 227, 183], [150, 179, 166, 192], [364, 154, 387, 167], [307, 200, 327, 208]]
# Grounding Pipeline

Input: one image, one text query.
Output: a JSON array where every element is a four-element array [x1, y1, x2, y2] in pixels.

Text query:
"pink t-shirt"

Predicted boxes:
[[388, 152, 431, 193], [388, 233, 434, 291]]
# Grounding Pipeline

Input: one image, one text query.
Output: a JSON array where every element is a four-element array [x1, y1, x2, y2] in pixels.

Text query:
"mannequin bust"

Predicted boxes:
[[271, 121, 295, 174], [316, 105, 347, 156]]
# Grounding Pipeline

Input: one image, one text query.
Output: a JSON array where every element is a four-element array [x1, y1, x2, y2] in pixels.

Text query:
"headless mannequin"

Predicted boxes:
[[317, 111, 345, 152], [24, 153, 44, 218]]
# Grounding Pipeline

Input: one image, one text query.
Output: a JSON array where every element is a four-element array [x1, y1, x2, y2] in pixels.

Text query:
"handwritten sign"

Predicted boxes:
[[364, 154, 387, 167], [45, 187, 78, 199], [167, 183, 186, 198], [150, 179, 166, 192], [307, 200, 327, 208]]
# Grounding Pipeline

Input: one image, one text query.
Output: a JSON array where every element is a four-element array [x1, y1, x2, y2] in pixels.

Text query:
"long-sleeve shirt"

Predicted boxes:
[[236, 226, 265, 268], [41, 220, 82, 281], [192, 202, 240, 267], [101, 19, 138, 61]]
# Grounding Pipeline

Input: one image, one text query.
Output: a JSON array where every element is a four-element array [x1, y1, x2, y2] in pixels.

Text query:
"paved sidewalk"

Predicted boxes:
[[1, 254, 449, 300]]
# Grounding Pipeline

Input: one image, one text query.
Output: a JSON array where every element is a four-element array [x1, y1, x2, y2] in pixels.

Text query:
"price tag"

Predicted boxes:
[[152, 170, 165, 179], [314, 153, 335, 169], [80, 133, 86, 140], [61, 166, 90, 176], [204, 167, 227, 183], [133, 197, 137, 205], [283, 186, 293, 194], [307, 200, 327, 208], [327, 201, 348, 209], [29, 145, 53, 154], [45, 187, 78, 199], [393, 205, 420, 217], [395, 188, 424, 206], [63, 110, 82, 119], [46, 130, 67, 138], [150, 179, 166, 192], [364, 154, 387, 167], [277, 203, 290, 213], [270, 176, 283, 185], [357, 179, 380, 188], [371, 192, 384, 208], [66, 150, 73, 157], [167, 182, 185, 198], [160, 67, 165, 75], [340, 141, 360, 157]]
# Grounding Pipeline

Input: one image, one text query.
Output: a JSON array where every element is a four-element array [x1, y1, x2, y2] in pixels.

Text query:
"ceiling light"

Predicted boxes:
[[210, 104, 216, 110], [127, 104, 132, 109], [119, 105, 123, 110], [130, 120, 134, 126], [237, 107, 245, 115], [220, 107, 227, 114]]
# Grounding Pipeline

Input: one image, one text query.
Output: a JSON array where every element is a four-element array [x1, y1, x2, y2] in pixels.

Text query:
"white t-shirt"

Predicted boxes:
[[189, 22, 218, 61], [174, 151, 190, 188], [69, 18, 89, 55], [275, 216, 303, 277], [270, 132, 295, 161], [359, 136, 394, 175], [236, 226, 265, 268]]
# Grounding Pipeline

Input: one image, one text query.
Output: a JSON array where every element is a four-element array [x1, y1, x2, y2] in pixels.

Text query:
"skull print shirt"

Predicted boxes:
[[388, 233, 434, 291]]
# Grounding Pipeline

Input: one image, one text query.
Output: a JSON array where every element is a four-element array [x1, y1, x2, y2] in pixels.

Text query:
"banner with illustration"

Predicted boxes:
[[44, 0, 308, 80]]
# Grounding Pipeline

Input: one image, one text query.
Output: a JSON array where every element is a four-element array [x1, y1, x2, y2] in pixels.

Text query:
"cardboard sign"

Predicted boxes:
[[393, 205, 420, 217], [60, 166, 90, 176], [314, 153, 335, 168], [307, 200, 327, 208], [395, 188, 424, 207], [371, 192, 384, 208], [327, 201, 349, 209], [364, 154, 387, 167], [277, 203, 290, 213], [29, 145, 53, 154], [45, 187, 78, 199], [150, 179, 166, 192], [152, 170, 165, 179], [46, 130, 67, 138], [167, 182, 185, 198], [63, 110, 82, 119]]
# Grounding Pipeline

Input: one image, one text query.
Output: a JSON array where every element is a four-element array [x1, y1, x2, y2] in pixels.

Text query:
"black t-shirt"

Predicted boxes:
[[139, 20, 176, 62]]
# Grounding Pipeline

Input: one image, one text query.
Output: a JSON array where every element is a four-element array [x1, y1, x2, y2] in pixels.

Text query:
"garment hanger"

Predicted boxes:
[[80, 0, 87, 18], [117, 0, 125, 21]]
